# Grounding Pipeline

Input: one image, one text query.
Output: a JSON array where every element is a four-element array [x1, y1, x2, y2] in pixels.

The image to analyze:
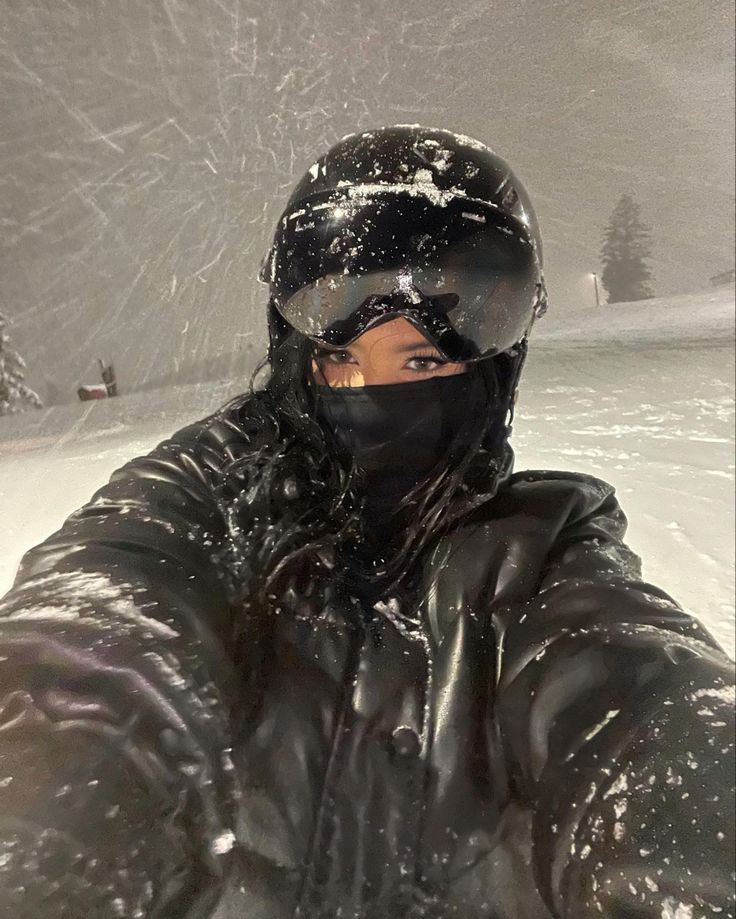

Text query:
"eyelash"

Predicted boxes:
[[406, 352, 447, 369], [315, 348, 352, 365]]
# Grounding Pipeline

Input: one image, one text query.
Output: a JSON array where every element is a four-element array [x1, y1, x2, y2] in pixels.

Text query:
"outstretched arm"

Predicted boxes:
[[0, 404, 253, 918], [496, 476, 735, 918]]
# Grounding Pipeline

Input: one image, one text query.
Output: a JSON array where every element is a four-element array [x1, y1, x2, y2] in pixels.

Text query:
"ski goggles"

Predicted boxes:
[[261, 191, 547, 362]]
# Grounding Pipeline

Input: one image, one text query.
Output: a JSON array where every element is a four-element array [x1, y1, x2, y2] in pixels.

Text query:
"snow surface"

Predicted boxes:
[[536, 283, 735, 346], [0, 288, 733, 657]]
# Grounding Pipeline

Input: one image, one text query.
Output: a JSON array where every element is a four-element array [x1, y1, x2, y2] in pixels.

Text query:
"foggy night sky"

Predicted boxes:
[[1, 0, 734, 400]]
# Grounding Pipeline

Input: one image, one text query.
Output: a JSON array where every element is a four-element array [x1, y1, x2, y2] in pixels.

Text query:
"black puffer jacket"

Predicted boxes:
[[0, 395, 733, 919]]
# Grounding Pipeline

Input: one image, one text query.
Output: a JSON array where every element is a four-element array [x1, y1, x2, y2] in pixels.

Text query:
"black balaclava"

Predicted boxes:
[[314, 372, 507, 527]]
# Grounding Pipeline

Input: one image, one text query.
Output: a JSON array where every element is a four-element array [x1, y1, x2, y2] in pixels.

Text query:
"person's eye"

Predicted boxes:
[[316, 348, 355, 365], [405, 353, 446, 372]]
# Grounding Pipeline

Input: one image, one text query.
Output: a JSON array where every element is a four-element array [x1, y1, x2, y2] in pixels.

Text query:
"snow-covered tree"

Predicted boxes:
[[600, 193, 655, 304], [0, 311, 43, 417]]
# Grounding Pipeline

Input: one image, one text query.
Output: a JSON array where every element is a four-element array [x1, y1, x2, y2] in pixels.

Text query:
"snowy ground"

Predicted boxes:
[[1, 288, 734, 656]]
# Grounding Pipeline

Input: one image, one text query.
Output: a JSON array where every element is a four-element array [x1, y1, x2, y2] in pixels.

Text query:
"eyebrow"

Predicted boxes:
[[394, 341, 441, 353]]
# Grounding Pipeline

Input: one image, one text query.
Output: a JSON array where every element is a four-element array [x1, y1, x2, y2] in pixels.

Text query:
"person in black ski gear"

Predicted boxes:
[[0, 125, 733, 919]]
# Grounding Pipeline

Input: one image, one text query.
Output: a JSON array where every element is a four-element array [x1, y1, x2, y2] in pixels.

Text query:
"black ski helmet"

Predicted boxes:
[[259, 125, 548, 407]]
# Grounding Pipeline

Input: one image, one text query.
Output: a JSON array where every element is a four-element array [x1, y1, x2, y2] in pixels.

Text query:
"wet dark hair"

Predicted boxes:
[[214, 328, 517, 622]]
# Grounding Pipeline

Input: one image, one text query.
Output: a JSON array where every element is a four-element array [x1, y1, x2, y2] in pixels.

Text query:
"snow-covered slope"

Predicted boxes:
[[536, 282, 735, 346], [1, 288, 734, 656]]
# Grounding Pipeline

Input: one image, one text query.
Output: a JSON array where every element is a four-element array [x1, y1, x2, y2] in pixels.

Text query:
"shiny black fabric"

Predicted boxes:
[[0, 395, 733, 919]]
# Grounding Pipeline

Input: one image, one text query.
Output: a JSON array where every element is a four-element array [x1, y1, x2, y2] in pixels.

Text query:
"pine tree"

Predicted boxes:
[[600, 193, 655, 304], [0, 311, 43, 417]]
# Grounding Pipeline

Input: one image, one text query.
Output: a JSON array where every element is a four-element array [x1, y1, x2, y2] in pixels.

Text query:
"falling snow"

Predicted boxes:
[[0, 6, 733, 914]]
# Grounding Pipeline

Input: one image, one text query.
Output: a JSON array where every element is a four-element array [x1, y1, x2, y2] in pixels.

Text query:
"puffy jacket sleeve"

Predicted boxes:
[[0, 404, 253, 918], [495, 475, 735, 919]]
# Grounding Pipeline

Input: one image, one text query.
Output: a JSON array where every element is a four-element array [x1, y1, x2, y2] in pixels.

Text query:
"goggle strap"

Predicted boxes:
[[504, 337, 529, 437]]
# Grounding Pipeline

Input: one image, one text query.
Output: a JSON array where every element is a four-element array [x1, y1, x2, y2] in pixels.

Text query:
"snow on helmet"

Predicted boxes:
[[261, 125, 548, 364]]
